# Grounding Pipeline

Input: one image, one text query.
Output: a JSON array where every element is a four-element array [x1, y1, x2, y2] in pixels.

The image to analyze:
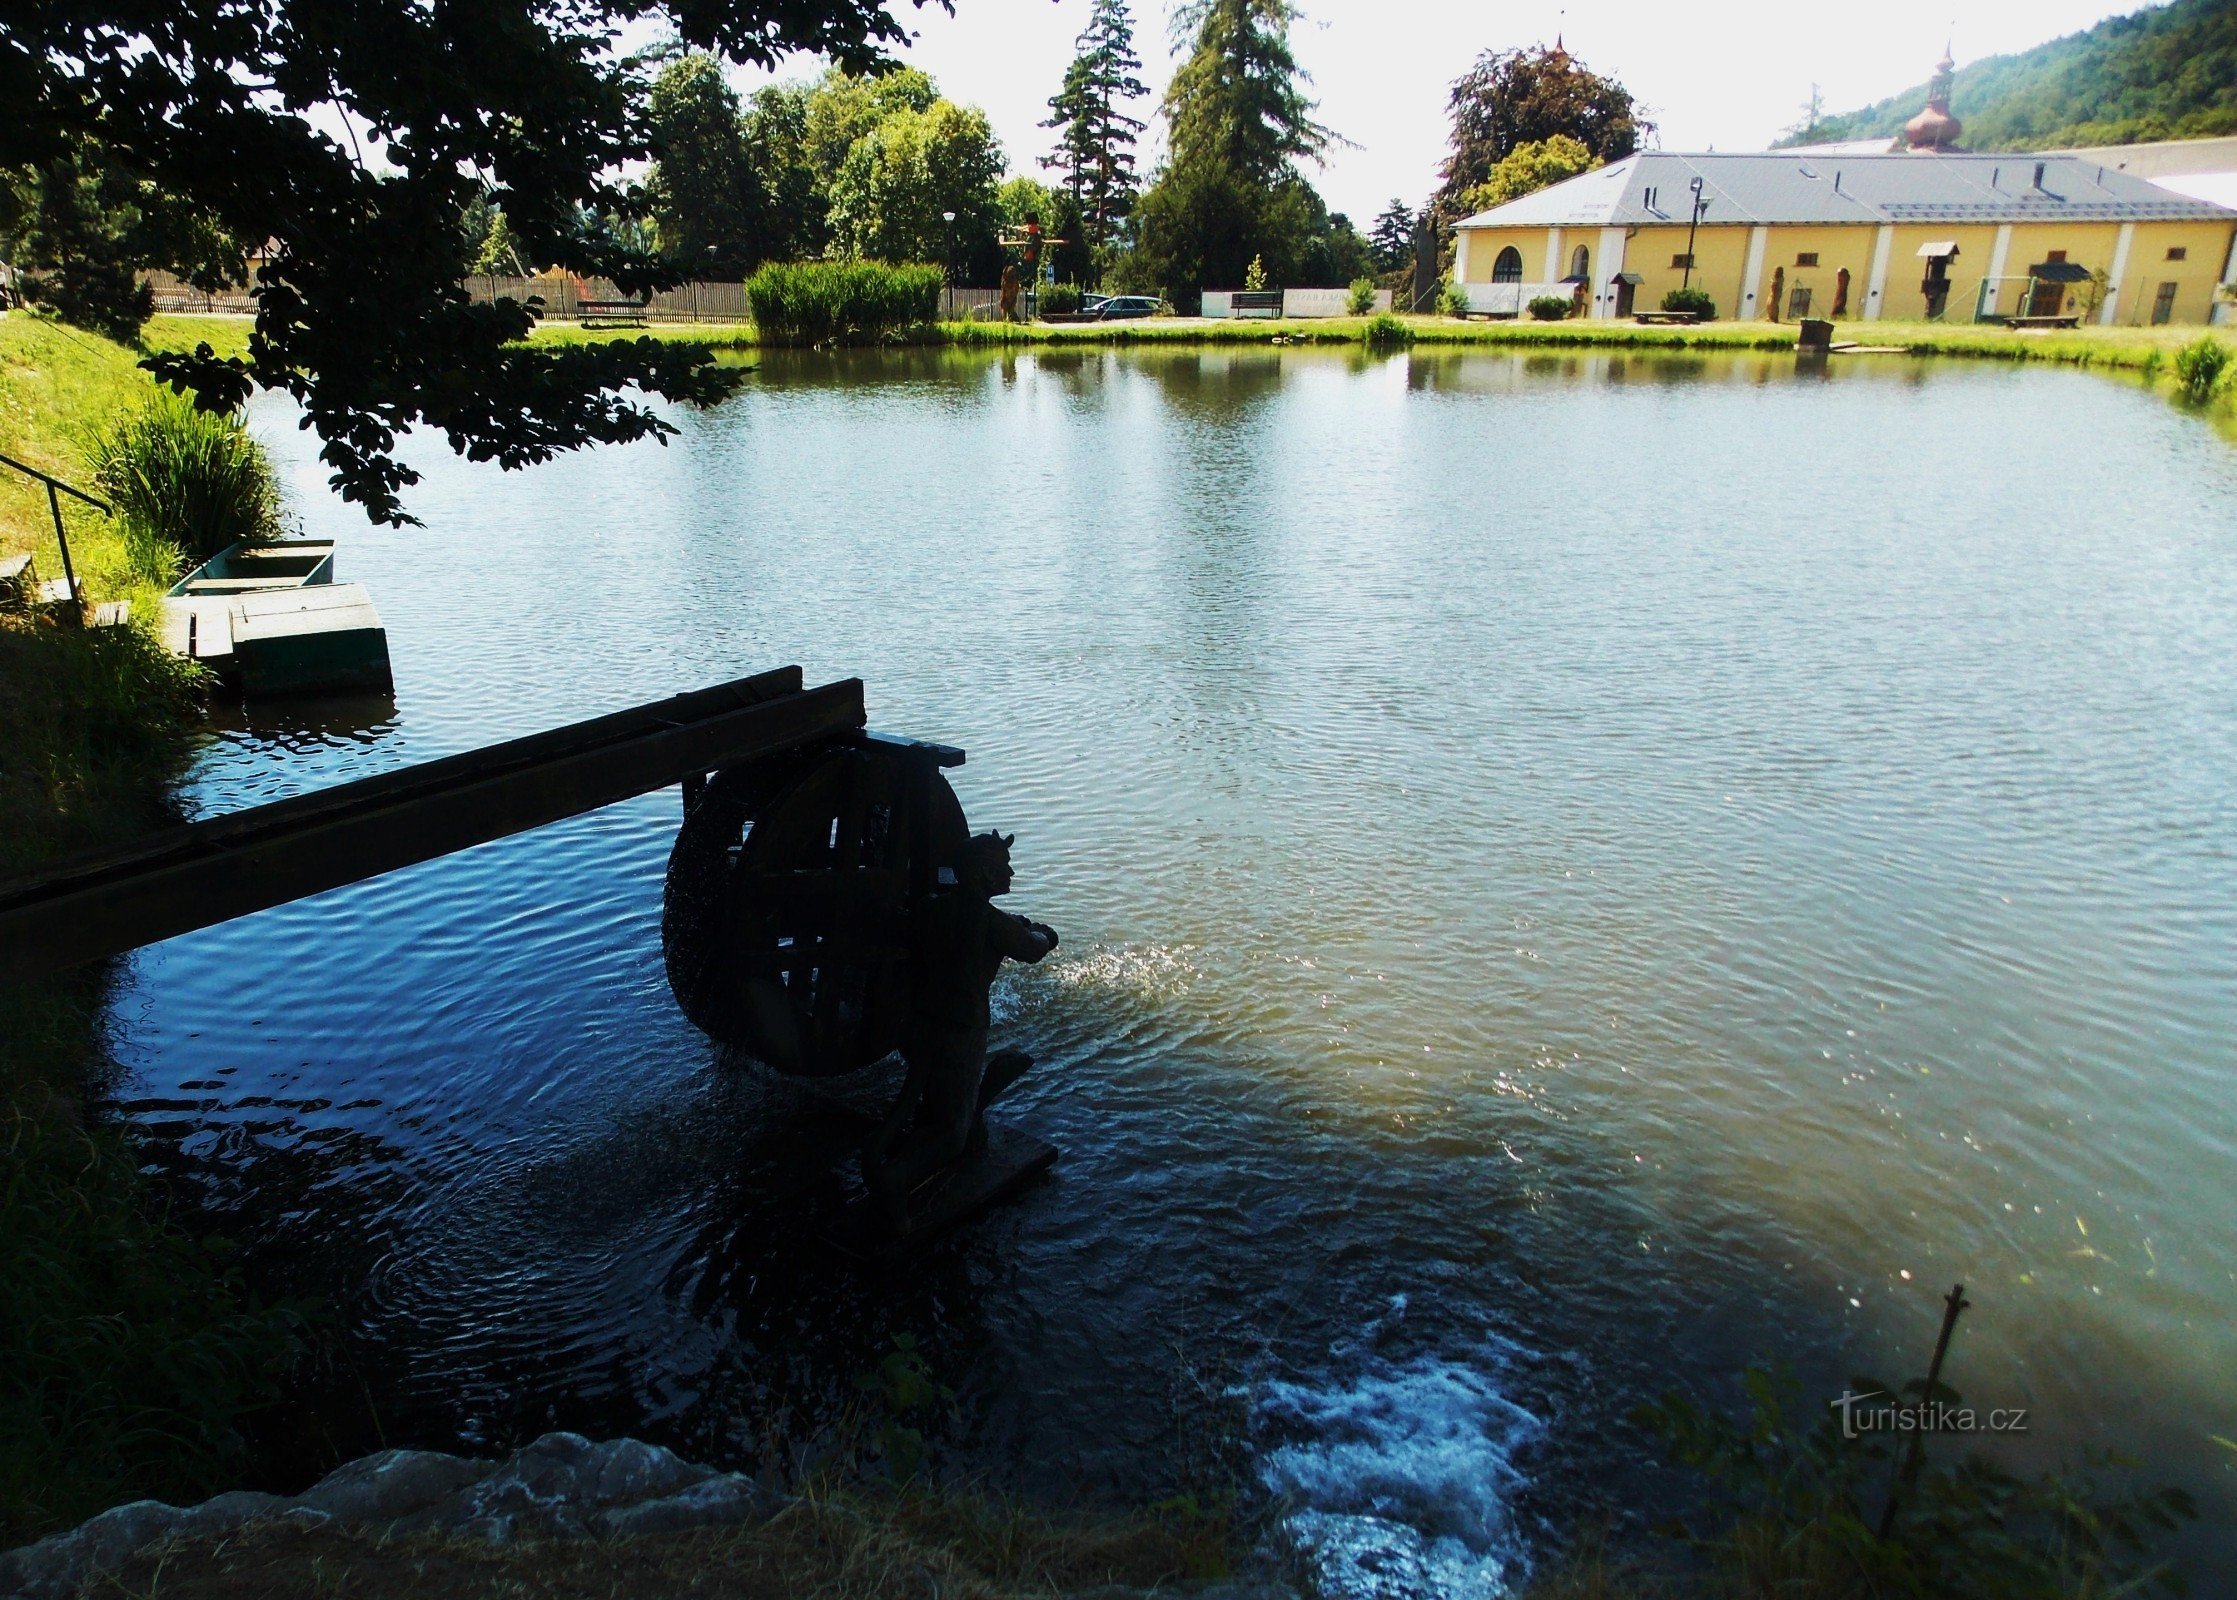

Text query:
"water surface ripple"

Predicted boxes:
[[115, 348, 2237, 1589]]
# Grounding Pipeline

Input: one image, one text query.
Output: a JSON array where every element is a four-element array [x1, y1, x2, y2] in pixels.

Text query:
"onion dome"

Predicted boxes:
[[1903, 44, 1963, 151]]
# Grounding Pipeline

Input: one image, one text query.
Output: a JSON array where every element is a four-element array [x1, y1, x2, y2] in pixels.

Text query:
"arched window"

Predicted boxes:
[[1492, 246, 1523, 284], [1570, 244, 1590, 280]]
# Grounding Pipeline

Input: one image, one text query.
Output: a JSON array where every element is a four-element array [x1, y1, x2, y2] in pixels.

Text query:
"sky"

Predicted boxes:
[[729, 0, 2146, 220]]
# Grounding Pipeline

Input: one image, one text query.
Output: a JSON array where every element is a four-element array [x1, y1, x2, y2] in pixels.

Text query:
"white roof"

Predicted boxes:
[[1456, 151, 2237, 231]]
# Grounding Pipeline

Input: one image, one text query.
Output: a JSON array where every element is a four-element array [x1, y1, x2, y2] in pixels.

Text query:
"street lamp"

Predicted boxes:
[[1681, 177, 1708, 291], [941, 210, 956, 318]]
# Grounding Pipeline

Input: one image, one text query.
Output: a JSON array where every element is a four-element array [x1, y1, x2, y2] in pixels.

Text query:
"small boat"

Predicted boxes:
[[161, 539, 393, 696]]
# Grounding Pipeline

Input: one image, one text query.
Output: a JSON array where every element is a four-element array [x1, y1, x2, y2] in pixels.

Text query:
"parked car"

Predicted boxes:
[[1094, 296, 1165, 321]]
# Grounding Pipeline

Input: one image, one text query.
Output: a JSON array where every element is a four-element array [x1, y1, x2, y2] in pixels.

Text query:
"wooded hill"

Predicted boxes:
[[1781, 0, 2237, 150]]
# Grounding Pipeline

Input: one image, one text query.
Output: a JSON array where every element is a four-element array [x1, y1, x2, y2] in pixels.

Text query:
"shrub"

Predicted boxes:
[[87, 389, 285, 580], [1361, 312, 1413, 347], [2172, 335, 2229, 404], [1527, 293, 1572, 321], [1439, 277, 1472, 318], [1038, 283, 1083, 317], [1346, 277, 1377, 315], [1661, 286, 1717, 320], [1242, 255, 1268, 292], [746, 260, 943, 346]]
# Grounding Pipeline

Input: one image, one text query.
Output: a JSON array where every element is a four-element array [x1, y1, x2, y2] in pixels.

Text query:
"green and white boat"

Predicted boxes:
[[162, 539, 392, 697]]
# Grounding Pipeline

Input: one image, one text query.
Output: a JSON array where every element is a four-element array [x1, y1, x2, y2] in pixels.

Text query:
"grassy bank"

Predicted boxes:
[[89, 1487, 1235, 1600], [151, 308, 2235, 426], [1, 313, 308, 1547]]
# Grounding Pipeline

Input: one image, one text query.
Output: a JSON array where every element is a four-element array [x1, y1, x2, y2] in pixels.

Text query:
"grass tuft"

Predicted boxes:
[[87, 387, 287, 582]]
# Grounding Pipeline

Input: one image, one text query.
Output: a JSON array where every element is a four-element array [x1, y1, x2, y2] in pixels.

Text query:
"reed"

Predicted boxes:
[[745, 261, 944, 346], [86, 388, 286, 582]]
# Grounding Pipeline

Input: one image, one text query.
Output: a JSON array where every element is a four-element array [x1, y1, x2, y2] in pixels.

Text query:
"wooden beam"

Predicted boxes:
[[0, 669, 865, 983]]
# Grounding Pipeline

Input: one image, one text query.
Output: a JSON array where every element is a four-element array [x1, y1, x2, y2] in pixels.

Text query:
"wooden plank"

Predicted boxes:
[[0, 669, 859, 983], [826, 1121, 1058, 1262]]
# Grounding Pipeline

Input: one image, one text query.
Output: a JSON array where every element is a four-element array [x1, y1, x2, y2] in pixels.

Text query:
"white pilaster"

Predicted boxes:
[[1594, 227, 1627, 319], [1862, 225, 1894, 321], [1738, 226, 1768, 320], [1543, 228, 1564, 283], [2101, 222, 2135, 325], [1983, 224, 2013, 319], [1454, 230, 1471, 283]]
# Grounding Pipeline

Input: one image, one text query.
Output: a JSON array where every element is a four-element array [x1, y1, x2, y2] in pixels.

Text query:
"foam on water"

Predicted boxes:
[[1251, 1298, 1543, 1600]]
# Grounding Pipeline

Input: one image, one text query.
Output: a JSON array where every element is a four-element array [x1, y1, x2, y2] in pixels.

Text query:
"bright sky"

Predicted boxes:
[[731, 0, 2141, 220]]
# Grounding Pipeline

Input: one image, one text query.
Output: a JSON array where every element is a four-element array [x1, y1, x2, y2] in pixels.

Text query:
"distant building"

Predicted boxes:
[[1454, 54, 2237, 326]]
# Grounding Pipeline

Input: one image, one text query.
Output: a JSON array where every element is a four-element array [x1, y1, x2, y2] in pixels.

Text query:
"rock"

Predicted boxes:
[[441, 1432, 728, 1543], [0, 1431, 791, 1594], [294, 1448, 495, 1526], [591, 1472, 777, 1538], [0, 1492, 298, 1600]]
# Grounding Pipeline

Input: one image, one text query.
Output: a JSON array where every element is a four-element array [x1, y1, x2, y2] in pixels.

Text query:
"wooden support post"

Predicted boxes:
[[0, 668, 866, 984], [1878, 1282, 1971, 1538]]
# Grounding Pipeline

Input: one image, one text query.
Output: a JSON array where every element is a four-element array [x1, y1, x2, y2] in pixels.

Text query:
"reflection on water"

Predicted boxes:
[[112, 347, 2237, 1590]]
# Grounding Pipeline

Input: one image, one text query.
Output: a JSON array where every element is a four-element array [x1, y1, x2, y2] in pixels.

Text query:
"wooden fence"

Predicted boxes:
[[146, 272, 1004, 325]]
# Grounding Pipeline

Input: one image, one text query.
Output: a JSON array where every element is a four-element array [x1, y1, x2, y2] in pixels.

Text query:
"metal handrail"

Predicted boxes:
[[0, 450, 109, 621]]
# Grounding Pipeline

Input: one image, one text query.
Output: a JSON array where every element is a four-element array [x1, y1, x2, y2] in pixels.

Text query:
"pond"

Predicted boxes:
[[116, 346, 2237, 1592]]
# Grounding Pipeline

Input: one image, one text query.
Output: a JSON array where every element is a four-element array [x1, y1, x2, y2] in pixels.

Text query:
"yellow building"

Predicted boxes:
[[1453, 150, 2237, 326]]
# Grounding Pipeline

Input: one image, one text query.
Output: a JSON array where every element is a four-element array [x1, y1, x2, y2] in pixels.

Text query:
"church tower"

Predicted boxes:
[[1901, 44, 1964, 151]]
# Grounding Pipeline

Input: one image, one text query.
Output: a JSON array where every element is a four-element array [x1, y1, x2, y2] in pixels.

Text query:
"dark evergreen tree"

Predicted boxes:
[[5, 0, 922, 524], [1432, 44, 1650, 231], [1162, 0, 1332, 188], [1124, 0, 1337, 308], [1042, 0, 1148, 263], [1368, 198, 1415, 272]]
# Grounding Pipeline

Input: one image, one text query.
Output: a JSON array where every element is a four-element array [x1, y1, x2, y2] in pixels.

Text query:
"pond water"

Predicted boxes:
[[115, 347, 2237, 1591]]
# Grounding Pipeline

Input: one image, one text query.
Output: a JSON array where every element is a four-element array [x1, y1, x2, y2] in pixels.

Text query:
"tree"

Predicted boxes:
[[459, 194, 528, 276], [1461, 134, 1601, 214], [646, 55, 763, 278], [743, 84, 827, 263], [824, 98, 1003, 273], [1, 148, 151, 339], [804, 67, 941, 184], [1317, 212, 1372, 285], [1124, 0, 1338, 308], [1043, 0, 1147, 265], [2, 135, 234, 340], [1432, 43, 1650, 230], [1785, 83, 1828, 145], [5, 0, 924, 524], [1162, 0, 1333, 188], [1368, 198, 1415, 272]]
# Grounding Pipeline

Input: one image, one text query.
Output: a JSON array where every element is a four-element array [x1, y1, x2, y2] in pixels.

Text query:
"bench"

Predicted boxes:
[[577, 299, 649, 329], [1231, 290, 1284, 319], [2005, 314, 2082, 330], [1633, 310, 1700, 325]]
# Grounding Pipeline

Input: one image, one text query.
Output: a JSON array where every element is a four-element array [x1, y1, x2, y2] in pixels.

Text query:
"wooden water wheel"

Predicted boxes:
[[662, 735, 968, 1077]]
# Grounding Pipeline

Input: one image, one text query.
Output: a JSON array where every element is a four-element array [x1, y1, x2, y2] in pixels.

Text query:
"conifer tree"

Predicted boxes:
[[1368, 199, 1415, 272], [1161, 0, 1332, 187], [1123, 0, 1340, 308], [1042, 0, 1148, 260]]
